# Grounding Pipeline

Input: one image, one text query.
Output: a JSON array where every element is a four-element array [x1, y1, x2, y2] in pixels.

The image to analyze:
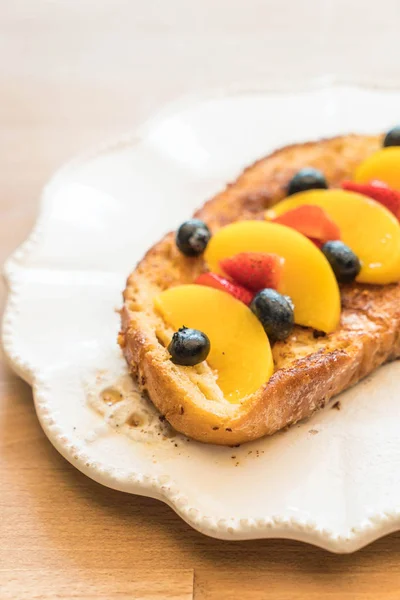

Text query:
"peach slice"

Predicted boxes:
[[205, 221, 340, 333], [354, 147, 400, 190], [154, 284, 273, 402], [266, 189, 400, 285]]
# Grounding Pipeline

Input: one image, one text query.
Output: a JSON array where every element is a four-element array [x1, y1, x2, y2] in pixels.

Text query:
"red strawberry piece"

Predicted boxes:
[[195, 272, 253, 305], [341, 180, 400, 219], [273, 204, 341, 244], [308, 237, 324, 249], [220, 252, 284, 292]]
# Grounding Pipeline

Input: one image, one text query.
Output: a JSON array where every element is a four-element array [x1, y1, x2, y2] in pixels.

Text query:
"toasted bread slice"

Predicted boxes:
[[120, 134, 400, 445]]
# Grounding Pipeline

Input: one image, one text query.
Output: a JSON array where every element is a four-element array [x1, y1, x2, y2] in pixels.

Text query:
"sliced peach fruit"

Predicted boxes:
[[266, 189, 400, 285], [354, 147, 400, 190], [205, 221, 340, 333], [154, 284, 273, 402]]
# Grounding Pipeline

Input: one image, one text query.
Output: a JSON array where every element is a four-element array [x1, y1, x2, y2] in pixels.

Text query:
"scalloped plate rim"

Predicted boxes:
[[3, 76, 400, 552]]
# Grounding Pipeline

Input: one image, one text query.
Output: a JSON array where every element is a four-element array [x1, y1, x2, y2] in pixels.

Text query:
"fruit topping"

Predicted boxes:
[[220, 252, 284, 292], [168, 326, 211, 366], [205, 220, 340, 333], [176, 219, 211, 256], [267, 189, 400, 284], [287, 167, 328, 196], [354, 147, 400, 190], [154, 285, 273, 401], [195, 272, 253, 305], [272, 204, 340, 245], [341, 180, 400, 220], [383, 126, 400, 148], [321, 241, 361, 284], [250, 289, 294, 342]]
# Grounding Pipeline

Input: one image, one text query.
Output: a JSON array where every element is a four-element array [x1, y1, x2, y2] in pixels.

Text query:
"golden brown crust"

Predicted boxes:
[[120, 133, 400, 445]]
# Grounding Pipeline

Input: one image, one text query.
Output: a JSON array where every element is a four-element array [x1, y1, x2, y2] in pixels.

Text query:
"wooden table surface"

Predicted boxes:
[[1, 2, 400, 598]]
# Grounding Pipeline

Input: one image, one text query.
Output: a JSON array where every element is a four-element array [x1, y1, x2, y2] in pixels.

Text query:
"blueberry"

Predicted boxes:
[[322, 240, 361, 284], [383, 126, 400, 148], [176, 219, 211, 257], [250, 289, 294, 342], [287, 168, 328, 196], [168, 327, 210, 366]]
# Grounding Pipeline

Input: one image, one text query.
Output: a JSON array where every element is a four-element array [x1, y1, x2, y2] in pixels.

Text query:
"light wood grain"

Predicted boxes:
[[1, 570, 194, 600], [1, 1, 400, 599]]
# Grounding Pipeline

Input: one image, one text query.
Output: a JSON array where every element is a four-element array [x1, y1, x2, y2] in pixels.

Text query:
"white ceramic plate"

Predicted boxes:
[[4, 79, 400, 553]]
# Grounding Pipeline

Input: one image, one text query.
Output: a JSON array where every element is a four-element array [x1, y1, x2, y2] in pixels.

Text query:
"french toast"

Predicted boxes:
[[120, 134, 400, 445]]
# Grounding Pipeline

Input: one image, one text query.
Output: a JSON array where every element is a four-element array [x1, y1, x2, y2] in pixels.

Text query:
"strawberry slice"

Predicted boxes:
[[220, 252, 284, 292], [272, 204, 341, 244], [341, 180, 400, 219], [195, 272, 253, 305]]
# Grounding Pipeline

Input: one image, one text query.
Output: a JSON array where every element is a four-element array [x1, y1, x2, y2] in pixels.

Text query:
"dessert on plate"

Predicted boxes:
[[119, 127, 400, 445]]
